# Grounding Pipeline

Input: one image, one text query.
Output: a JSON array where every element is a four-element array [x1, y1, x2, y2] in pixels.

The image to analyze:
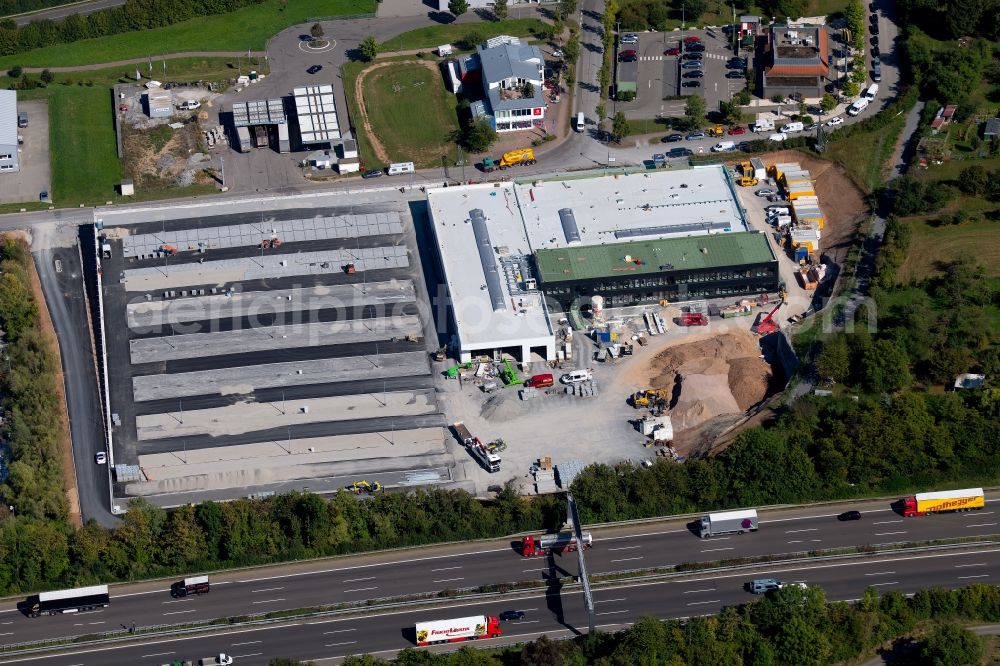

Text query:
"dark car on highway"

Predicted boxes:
[[662, 133, 683, 142], [838, 510, 862, 521], [682, 80, 701, 88], [362, 169, 383, 179], [307, 65, 322, 74], [499, 610, 526, 621]]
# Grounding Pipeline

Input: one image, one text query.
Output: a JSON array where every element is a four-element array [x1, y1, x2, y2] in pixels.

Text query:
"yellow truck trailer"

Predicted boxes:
[[902, 488, 985, 516]]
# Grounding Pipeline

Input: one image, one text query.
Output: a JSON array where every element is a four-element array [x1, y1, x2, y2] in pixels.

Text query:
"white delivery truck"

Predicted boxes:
[[752, 114, 774, 133], [415, 615, 502, 646], [847, 98, 869, 116], [387, 162, 415, 175], [782, 121, 804, 133], [711, 141, 736, 152], [699, 508, 759, 538], [863, 84, 878, 100]]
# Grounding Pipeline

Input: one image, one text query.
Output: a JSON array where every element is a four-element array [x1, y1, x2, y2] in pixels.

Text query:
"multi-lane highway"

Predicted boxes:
[[3, 545, 998, 665], [1, 495, 996, 651]]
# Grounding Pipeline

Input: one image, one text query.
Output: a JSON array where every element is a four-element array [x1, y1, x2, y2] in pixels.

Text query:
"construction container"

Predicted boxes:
[[750, 157, 767, 181], [768, 162, 800, 181], [787, 183, 816, 201], [781, 169, 812, 186], [790, 228, 821, 253]]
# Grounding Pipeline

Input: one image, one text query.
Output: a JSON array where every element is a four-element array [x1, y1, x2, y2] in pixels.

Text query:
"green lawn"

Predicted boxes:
[[48, 87, 122, 204], [897, 214, 1000, 281], [378, 18, 549, 53], [0, 0, 374, 68], [360, 62, 460, 168], [1, 57, 264, 89], [824, 110, 908, 192]]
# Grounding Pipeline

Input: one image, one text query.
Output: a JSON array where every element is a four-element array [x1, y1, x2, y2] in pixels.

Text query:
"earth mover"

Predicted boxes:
[[631, 388, 671, 408]]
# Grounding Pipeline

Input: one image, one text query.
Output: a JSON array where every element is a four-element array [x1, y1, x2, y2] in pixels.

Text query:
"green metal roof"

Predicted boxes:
[[535, 232, 776, 285]]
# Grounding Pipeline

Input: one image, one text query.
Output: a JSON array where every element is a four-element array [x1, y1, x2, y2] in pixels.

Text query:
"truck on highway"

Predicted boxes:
[[521, 531, 593, 556], [480, 147, 537, 172], [901, 488, 985, 517], [171, 575, 210, 597], [699, 509, 758, 538], [27, 584, 110, 617], [415, 615, 502, 646]]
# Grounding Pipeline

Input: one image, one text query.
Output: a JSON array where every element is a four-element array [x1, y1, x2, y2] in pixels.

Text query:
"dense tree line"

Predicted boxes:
[[0, 0, 268, 57], [896, 0, 999, 41], [333, 584, 1000, 666]]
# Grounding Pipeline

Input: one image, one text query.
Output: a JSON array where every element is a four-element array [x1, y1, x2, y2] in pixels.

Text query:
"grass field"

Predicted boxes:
[[0, 0, 373, 68], [0, 57, 262, 89], [897, 214, 1000, 281], [360, 62, 460, 168], [824, 110, 909, 192], [48, 87, 122, 204], [378, 18, 549, 53]]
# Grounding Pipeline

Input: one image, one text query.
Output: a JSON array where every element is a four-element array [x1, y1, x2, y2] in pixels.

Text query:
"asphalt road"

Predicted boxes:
[[2, 495, 996, 648], [7, 0, 122, 26], [7, 544, 998, 665]]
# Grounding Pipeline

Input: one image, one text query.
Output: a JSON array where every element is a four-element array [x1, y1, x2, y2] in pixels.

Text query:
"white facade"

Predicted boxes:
[[0, 91, 20, 173]]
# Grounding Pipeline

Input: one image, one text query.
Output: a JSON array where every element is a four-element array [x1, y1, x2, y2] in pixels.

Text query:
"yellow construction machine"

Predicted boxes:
[[631, 388, 671, 409], [736, 161, 759, 187]]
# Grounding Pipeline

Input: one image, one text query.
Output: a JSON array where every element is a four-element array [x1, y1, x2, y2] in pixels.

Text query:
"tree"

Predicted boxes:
[[40, 69, 53, 84], [448, 0, 469, 16], [957, 165, 989, 196], [493, 0, 508, 20], [560, 0, 578, 19], [863, 338, 912, 393], [521, 81, 534, 99], [816, 333, 851, 383], [684, 93, 707, 129], [821, 93, 837, 113], [919, 622, 985, 666], [309, 23, 324, 39], [682, 0, 710, 22], [612, 110, 629, 142], [7, 65, 20, 78], [360, 36, 379, 62], [463, 118, 498, 152], [843, 81, 860, 98]]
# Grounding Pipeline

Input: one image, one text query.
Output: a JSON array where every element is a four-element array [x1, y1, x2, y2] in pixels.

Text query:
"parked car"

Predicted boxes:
[[726, 58, 747, 68], [551, 49, 564, 58], [682, 52, 703, 60], [685, 131, 706, 140], [362, 169, 383, 179], [662, 133, 684, 142], [681, 81, 702, 87], [755, 188, 776, 197], [307, 64, 323, 74], [870, 13, 879, 22], [667, 147, 693, 157], [725, 71, 745, 79], [727, 126, 747, 135], [871, 45, 880, 57], [499, 610, 526, 621], [686, 43, 705, 52], [618, 49, 638, 62], [683, 71, 704, 78], [621, 33, 639, 44], [768, 132, 787, 142], [804, 123, 819, 131], [838, 510, 862, 521], [95, 451, 107, 465], [870, 23, 879, 35], [664, 46, 681, 56], [681, 60, 704, 69], [39, 191, 50, 203], [826, 116, 844, 126], [684, 35, 702, 44]]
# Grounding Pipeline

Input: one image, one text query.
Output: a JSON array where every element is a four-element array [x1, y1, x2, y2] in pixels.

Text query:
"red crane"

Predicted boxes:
[[752, 303, 782, 336]]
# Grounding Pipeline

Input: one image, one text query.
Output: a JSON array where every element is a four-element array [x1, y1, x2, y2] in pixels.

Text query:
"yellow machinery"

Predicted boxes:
[[707, 125, 724, 137], [736, 161, 759, 187], [631, 388, 671, 408]]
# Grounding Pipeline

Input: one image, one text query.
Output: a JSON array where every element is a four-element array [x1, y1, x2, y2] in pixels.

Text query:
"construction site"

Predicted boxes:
[[95, 200, 452, 509]]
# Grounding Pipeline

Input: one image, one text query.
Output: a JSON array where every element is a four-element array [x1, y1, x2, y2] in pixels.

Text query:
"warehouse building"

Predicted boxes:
[[0, 91, 19, 173], [426, 167, 779, 362]]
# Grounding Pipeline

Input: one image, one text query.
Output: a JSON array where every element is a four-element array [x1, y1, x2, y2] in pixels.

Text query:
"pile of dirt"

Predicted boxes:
[[646, 331, 773, 432]]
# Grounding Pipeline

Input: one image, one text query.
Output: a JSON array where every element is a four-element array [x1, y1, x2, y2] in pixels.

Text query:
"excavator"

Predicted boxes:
[[752, 303, 782, 336], [631, 388, 671, 409]]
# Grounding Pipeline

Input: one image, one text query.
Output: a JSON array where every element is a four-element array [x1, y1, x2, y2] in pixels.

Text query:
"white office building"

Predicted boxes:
[[0, 91, 20, 173]]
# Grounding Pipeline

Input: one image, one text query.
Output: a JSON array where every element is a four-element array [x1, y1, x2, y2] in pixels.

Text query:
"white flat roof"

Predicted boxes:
[[427, 183, 553, 351], [0, 90, 17, 147], [294, 84, 340, 144]]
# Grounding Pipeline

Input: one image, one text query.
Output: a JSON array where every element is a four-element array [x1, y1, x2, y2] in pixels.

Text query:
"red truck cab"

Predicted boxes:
[[524, 373, 554, 388], [678, 313, 708, 326]]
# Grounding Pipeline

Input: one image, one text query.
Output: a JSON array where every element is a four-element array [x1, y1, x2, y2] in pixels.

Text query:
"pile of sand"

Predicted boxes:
[[647, 332, 773, 432]]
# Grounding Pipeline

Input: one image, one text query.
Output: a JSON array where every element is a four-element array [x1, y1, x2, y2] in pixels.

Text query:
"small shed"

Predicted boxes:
[[338, 158, 360, 174], [119, 179, 134, 196], [984, 118, 1000, 139], [954, 373, 985, 390], [145, 88, 172, 118], [339, 139, 358, 159]]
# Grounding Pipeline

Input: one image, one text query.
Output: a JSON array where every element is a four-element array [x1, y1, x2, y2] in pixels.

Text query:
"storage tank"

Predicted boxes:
[[590, 295, 604, 318]]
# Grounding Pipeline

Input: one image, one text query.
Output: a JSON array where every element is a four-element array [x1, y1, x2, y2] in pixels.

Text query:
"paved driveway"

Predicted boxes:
[[0, 99, 50, 204]]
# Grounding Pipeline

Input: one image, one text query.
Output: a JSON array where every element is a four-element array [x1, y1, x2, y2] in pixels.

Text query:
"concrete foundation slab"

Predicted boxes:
[[132, 351, 430, 401]]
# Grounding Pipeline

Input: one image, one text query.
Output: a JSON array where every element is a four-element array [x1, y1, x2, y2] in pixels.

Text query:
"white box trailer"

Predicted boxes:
[[415, 615, 500, 646], [699, 508, 758, 538], [388, 162, 415, 175], [236, 126, 252, 153]]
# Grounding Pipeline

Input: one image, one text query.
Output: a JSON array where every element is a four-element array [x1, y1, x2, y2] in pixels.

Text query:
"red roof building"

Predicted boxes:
[[763, 25, 831, 100]]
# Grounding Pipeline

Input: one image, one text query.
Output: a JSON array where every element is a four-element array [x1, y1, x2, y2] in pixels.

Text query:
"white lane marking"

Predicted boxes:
[[233, 653, 262, 659], [430, 566, 463, 572], [864, 571, 895, 576], [610, 557, 644, 563], [874, 531, 907, 536], [251, 598, 286, 604], [162, 609, 197, 616], [88, 621, 104, 625], [700, 547, 734, 553], [785, 528, 818, 534], [141, 652, 174, 658], [955, 563, 987, 568], [432, 578, 464, 583], [231, 640, 262, 646], [0, 631, 13, 636], [523, 568, 547, 572], [1, 621, 12, 624], [957, 575, 990, 580], [251, 586, 284, 593], [512, 619, 540, 624], [687, 600, 721, 606], [594, 598, 626, 604], [683, 588, 716, 594], [342, 586, 378, 594], [325, 640, 358, 647], [323, 629, 358, 635], [607, 545, 642, 551], [967, 511, 993, 516], [965, 523, 998, 528], [869, 581, 898, 587], [596, 610, 629, 615], [872, 520, 903, 525], [161, 599, 189, 604], [342, 576, 376, 583]]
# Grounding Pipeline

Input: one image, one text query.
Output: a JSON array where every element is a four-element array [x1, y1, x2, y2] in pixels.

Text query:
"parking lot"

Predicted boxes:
[[0, 99, 51, 204], [614, 30, 745, 121]]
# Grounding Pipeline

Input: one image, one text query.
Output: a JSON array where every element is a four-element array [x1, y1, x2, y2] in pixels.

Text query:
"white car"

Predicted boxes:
[[768, 132, 788, 142], [552, 49, 564, 58], [620, 33, 639, 44], [95, 451, 107, 465], [826, 116, 844, 126]]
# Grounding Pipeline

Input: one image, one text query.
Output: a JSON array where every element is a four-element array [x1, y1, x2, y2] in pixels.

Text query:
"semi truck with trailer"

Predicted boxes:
[[28, 584, 110, 617], [521, 531, 593, 556], [171, 575, 210, 597], [901, 488, 985, 517], [452, 422, 501, 472], [699, 509, 759, 538], [415, 615, 502, 646]]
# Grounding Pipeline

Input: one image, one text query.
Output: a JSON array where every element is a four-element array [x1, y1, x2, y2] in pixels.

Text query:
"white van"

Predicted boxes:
[[766, 206, 790, 218], [768, 132, 787, 142], [576, 112, 585, 132], [387, 162, 415, 175], [752, 117, 775, 133], [561, 368, 593, 384], [847, 98, 869, 116], [773, 214, 793, 228], [782, 121, 804, 133], [863, 84, 878, 101], [177, 99, 201, 110], [711, 141, 736, 152]]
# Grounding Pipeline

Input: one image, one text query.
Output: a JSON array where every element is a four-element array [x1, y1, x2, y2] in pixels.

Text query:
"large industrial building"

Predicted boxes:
[[0, 91, 19, 173], [426, 166, 780, 362]]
